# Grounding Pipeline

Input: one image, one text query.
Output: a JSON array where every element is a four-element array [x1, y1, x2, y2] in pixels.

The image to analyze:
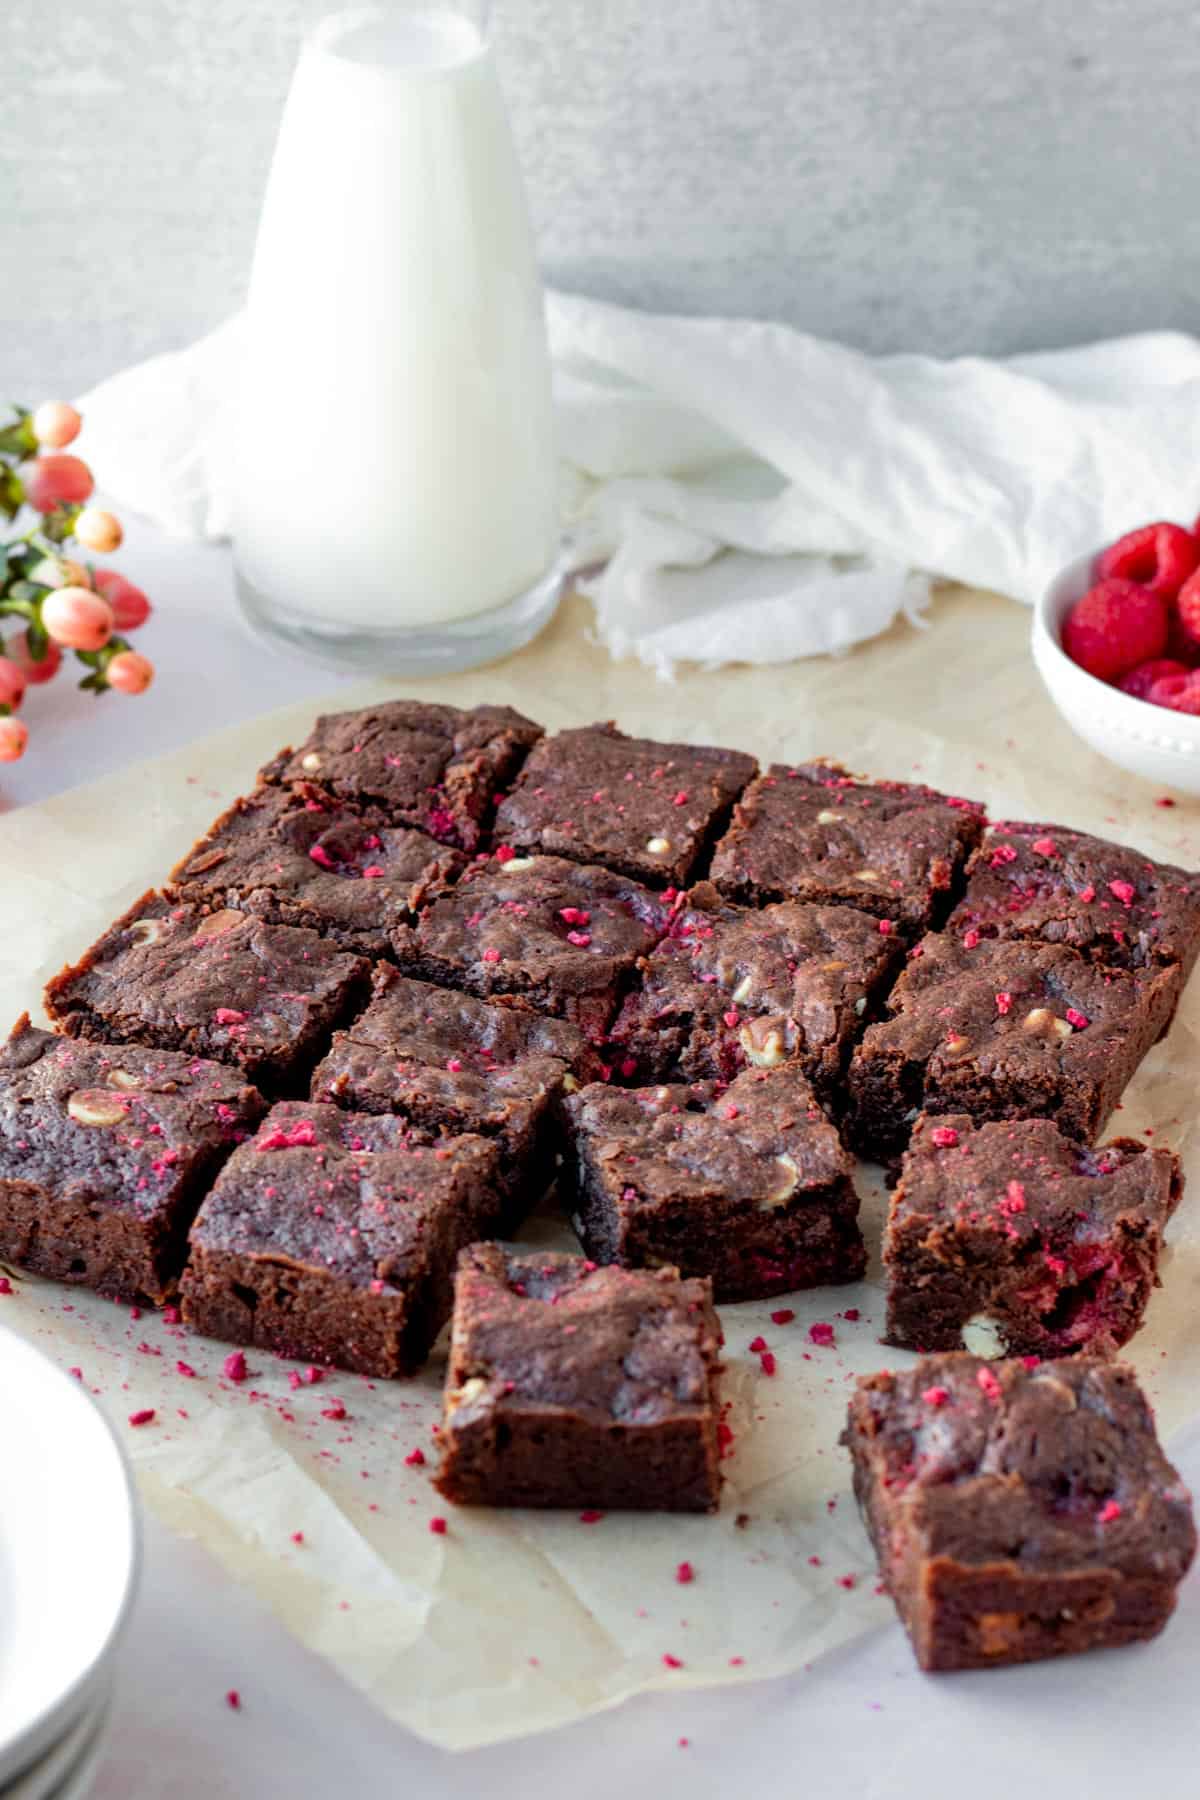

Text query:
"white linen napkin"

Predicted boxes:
[[75, 296, 1200, 675]]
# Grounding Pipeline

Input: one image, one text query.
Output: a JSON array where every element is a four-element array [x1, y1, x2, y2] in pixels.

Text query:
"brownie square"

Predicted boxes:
[[883, 1112, 1182, 1357], [0, 1015, 264, 1305], [844, 1354, 1196, 1671], [180, 1102, 507, 1377], [434, 1244, 723, 1511], [846, 935, 1180, 1162], [390, 852, 672, 1037], [608, 881, 902, 1106], [259, 699, 542, 850], [948, 820, 1200, 981], [311, 967, 591, 1224], [169, 783, 465, 957], [562, 1064, 864, 1300], [492, 721, 757, 887], [709, 758, 985, 930], [44, 892, 370, 1095]]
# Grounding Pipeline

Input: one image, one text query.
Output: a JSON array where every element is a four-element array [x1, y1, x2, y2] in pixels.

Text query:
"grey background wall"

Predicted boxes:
[[4, 0, 1199, 398]]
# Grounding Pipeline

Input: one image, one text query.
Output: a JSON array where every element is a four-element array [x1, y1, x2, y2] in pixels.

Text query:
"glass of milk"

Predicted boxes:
[[233, 4, 563, 672]]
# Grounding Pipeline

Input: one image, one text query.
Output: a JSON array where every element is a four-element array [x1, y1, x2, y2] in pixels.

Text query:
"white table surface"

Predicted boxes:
[[7, 522, 1199, 1796]]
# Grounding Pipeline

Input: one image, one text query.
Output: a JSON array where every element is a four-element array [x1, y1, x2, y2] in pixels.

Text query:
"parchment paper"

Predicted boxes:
[[2, 589, 1199, 1751]]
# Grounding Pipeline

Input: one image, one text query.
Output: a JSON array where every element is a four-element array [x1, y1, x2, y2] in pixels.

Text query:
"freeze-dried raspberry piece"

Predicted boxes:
[[1174, 565, 1200, 649], [1061, 579, 1168, 682], [1117, 657, 1190, 701], [1097, 521, 1200, 599], [1148, 672, 1200, 716]]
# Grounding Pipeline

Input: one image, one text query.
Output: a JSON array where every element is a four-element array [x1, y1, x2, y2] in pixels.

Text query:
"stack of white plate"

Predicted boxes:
[[0, 1325, 139, 1799]]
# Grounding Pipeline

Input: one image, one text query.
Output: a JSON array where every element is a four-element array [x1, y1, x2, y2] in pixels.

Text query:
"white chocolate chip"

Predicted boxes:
[[106, 1069, 143, 1091], [942, 1033, 971, 1057], [501, 856, 537, 872], [816, 809, 843, 824], [960, 1314, 1005, 1358], [646, 836, 672, 856], [67, 1089, 129, 1128], [758, 1153, 800, 1210], [739, 1023, 786, 1068], [731, 974, 754, 1005], [1023, 1007, 1073, 1040], [854, 996, 867, 1016], [446, 1376, 487, 1411], [561, 1073, 579, 1093], [300, 752, 322, 771], [854, 869, 882, 883], [127, 917, 164, 945]]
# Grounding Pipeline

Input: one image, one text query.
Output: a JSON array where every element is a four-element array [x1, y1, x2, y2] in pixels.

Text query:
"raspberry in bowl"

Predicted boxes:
[[1033, 522, 1200, 795]]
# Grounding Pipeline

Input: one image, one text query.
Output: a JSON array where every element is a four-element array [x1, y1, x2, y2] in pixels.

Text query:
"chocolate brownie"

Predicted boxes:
[[259, 699, 542, 850], [562, 1065, 864, 1300], [169, 783, 465, 957], [311, 967, 589, 1224], [846, 935, 1179, 1162], [948, 820, 1200, 982], [0, 1015, 263, 1305], [434, 1244, 723, 1511], [180, 1103, 506, 1377], [709, 759, 985, 930], [492, 721, 757, 887], [883, 1112, 1182, 1358], [390, 852, 671, 1037], [608, 881, 903, 1105], [44, 892, 369, 1096], [844, 1354, 1196, 1671]]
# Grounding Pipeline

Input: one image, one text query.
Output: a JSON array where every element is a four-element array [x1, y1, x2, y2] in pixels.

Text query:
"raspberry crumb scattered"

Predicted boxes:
[[662, 1653, 684, 1669], [429, 1516, 448, 1535], [758, 1350, 778, 1376], [1097, 1500, 1122, 1524], [678, 1738, 690, 1749], [481, 946, 501, 963], [1108, 879, 1136, 907], [321, 1401, 347, 1421], [976, 1367, 1003, 1402], [843, 1307, 860, 1322], [837, 1575, 857, 1590], [962, 928, 980, 949], [163, 1305, 181, 1324], [446, 1057, 463, 1072], [1155, 796, 1176, 808], [1031, 837, 1057, 856], [930, 1126, 958, 1148], [808, 1321, 835, 1347], [1065, 1007, 1090, 1030], [995, 991, 1012, 1015], [405, 1447, 426, 1467], [1002, 1180, 1026, 1214], [493, 844, 516, 862], [748, 1335, 768, 1353], [128, 1408, 156, 1427], [0, 1277, 12, 1296], [579, 1509, 605, 1524], [291, 1531, 304, 1545], [176, 1360, 197, 1378], [770, 1308, 795, 1325], [67, 1366, 82, 1380], [878, 919, 893, 935], [722, 1009, 740, 1028], [675, 1561, 695, 1585], [225, 1689, 241, 1711], [922, 1386, 950, 1408], [223, 1350, 248, 1383]]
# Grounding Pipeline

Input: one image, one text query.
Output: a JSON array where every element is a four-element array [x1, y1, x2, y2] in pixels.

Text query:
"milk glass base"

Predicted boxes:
[[235, 554, 566, 676]]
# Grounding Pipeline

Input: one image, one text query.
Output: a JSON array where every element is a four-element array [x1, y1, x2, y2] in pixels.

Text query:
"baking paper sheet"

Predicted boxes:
[[2, 589, 1199, 1751]]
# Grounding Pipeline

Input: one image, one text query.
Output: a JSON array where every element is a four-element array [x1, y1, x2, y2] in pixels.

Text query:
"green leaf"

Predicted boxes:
[[23, 615, 49, 660]]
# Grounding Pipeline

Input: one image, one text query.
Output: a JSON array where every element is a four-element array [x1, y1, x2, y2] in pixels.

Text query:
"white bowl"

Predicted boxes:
[[1033, 550, 1200, 794]]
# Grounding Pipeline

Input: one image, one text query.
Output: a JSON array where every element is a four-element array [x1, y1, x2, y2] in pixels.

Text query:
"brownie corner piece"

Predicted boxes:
[[43, 891, 370, 1093], [883, 1112, 1182, 1358], [258, 699, 543, 849], [492, 720, 757, 886], [0, 1015, 264, 1304], [180, 1102, 507, 1376], [561, 1064, 864, 1300], [844, 1354, 1196, 1671], [709, 758, 985, 928], [169, 782, 465, 955], [434, 1243, 723, 1511], [846, 934, 1179, 1162]]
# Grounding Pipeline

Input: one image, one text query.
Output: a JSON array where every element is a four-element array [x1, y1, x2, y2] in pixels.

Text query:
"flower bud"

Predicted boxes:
[[0, 658, 26, 711], [23, 454, 94, 513], [6, 631, 62, 685], [41, 586, 114, 652], [106, 650, 155, 695], [30, 402, 82, 449], [0, 716, 28, 762], [73, 507, 123, 553], [93, 570, 152, 631]]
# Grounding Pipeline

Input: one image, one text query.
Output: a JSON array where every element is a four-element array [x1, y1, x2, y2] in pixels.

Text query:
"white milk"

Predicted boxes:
[[234, 7, 560, 633]]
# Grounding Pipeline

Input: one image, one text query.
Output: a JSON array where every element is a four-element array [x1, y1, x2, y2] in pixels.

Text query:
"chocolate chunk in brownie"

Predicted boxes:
[[608, 881, 902, 1106], [492, 721, 757, 887], [0, 1015, 264, 1304], [311, 968, 590, 1225], [845, 935, 1179, 1162], [562, 1064, 863, 1300], [709, 758, 985, 930], [44, 892, 369, 1096], [180, 1102, 507, 1377], [883, 1112, 1182, 1358], [258, 699, 542, 850], [434, 1244, 723, 1511], [169, 784, 465, 957], [843, 1354, 1196, 1670], [948, 820, 1200, 982], [390, 852, 671, 1037]]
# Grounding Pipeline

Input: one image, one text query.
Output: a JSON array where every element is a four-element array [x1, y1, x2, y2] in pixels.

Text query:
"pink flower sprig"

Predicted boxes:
[[0, 401, 156, 763]]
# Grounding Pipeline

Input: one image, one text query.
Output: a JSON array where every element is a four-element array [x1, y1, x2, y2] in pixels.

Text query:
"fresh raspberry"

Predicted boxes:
[[1097, 521, 1200, 599], [1117, 657, 1189, 700], [1148, 672, 1200, 715], [1174, 565, 1200, 648], [1061, 579, 1167, 681]]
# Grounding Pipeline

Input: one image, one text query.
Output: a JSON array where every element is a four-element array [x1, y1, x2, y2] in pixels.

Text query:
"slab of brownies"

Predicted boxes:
[[0, 695, 1194, 1633]]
